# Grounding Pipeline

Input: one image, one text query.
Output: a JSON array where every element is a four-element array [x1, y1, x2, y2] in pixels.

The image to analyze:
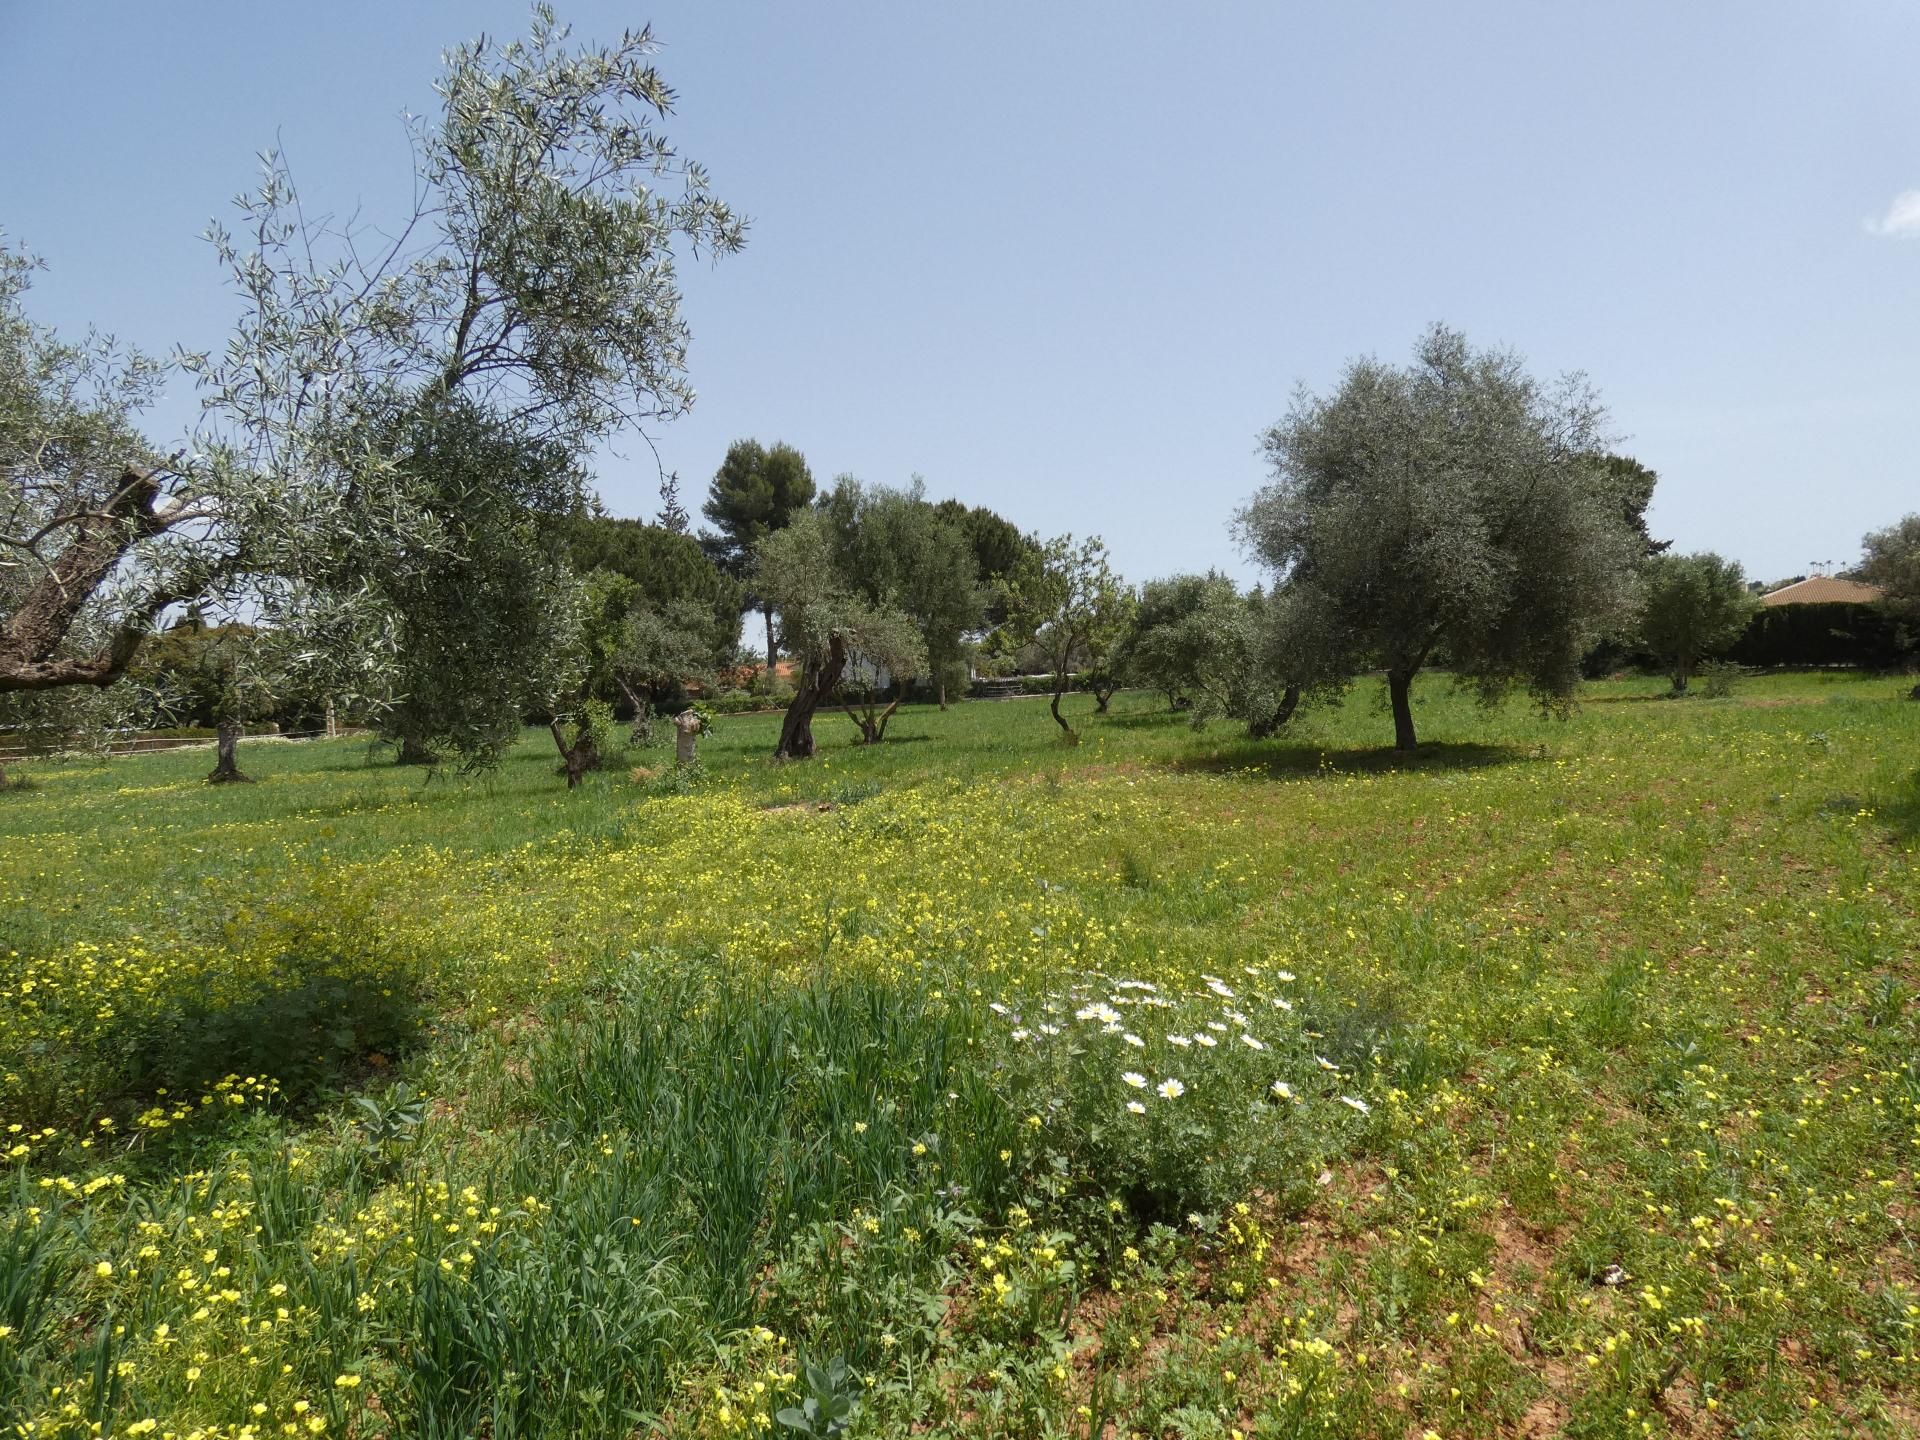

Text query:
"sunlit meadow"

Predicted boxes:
[[3, 673, 1918, 1438]]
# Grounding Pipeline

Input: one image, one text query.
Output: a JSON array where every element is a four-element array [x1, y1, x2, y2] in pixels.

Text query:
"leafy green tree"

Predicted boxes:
[[1, 10, 743, 774], [1004, 535, 1131, 738], [615, 598, 723, 738], [373, 399, 581, 768], [754, 510, 925, 759], [559, 512, 742, 669], [931, 499, 1041, 631], [129, 616, 290, 783], [656, 472, 692, 534], [1238, 324, 1642, 750], [1636, 551, 1758, 694], [544, 569, 637, 787], [1596, 454, 1670, 556], [1119, 572, 1288, 731], [822, 479, 982, 711], [702, 440, 816, 678], [1861, 515, 1920, 697], [1862, 515, 1920, 622]]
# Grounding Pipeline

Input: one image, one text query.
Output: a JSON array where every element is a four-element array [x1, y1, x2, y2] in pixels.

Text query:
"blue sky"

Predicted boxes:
[[4, 3, 1916, 587]]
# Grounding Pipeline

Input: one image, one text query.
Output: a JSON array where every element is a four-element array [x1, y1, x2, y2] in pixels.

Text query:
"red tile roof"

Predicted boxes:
[[1759, 576, 1884, 607]]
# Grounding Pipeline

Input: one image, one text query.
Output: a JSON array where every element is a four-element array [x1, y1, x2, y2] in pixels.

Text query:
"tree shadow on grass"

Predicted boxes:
[[1168, 738, 1536, 783], [1097, 709, 1191, 730], [1876, 766, 1920, 846], [8, 940, 426, 1154]]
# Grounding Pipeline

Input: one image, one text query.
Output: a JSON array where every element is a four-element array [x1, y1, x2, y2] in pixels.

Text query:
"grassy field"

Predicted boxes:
[[3, 673, 1919, 1439]]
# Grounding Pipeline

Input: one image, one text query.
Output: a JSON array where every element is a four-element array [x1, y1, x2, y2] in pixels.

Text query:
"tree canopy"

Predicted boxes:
[[1, 7, 743, 760], [372, 399, 582, 768], [1119, 572, 1283, 731], [1238, 324, 1643, 750], [1002, 534, 1132, 737], [1635, 551, 1758, 694], [559, 512, 743, 669], [1861, 514, 1920, 624], [754, 509, 924, 760], [822, 479, 982, 710], [702, 439, 815, 677]]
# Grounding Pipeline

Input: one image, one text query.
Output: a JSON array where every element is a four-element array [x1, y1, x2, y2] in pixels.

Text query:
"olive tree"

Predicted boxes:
[[1238, 325, 1642, 750], [821, 479, 982, 713], [754, 510, 925, 760], [1120, 572, 1291, 732], [616, 598, 724, 741], [1004, 535, 1131, 738], [1861, 515, 1920, 698], [2, 9, 743, 778], [1635, 551, 1758, 694], [373, 400, 582, 767], [1862, 515, 1920, 622]]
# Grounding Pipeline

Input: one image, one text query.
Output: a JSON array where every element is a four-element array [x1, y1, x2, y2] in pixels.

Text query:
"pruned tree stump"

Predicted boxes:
[[673, 709, 703, 766]]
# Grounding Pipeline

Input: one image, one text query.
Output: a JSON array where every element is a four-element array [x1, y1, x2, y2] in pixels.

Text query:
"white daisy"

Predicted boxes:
[[1340, 1095, 1371, 1115], [1156, 1078, 1186, 1100], [1240, 1034, 1266, 1051], [1122, 1071, 1148, 1089], [1271, 1081, 1294, 1100], [1126, 1100, 1147, 1114]]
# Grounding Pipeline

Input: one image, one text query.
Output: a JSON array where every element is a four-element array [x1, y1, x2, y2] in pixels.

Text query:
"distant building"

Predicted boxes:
[[1758, 576, 1883, 607]]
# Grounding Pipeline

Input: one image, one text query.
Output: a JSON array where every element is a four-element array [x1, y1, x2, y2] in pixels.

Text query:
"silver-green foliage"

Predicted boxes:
[[3, 8, 743, 760], [1861, 513, 1920, 624], [1237, 324, 1643, 748], [1119, 571, 1286, 731], [1635, 551, 1758, 693]]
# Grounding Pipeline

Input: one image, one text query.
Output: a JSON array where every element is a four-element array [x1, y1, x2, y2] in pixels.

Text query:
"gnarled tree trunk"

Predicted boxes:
[[1, 464, 211, 695], [1387, 669, 1417, 751], [207, 717, 252, 784], [395, 735, 438, 766], [775, 635, 847, 761], [845, 684, 904, 744], [549, 719, 602, 788], [1049, 679, 1078, 742], [672, 709, 702, 765], [1248, 684, 1300, 739]]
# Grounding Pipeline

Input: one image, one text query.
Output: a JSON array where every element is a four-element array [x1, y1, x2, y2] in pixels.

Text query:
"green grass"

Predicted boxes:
[[3, 672, 1919, 1438]]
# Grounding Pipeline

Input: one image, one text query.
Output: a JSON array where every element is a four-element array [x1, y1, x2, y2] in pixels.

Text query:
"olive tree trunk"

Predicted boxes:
[[1049, 678, 1078, 741], [845, 685, 904, 744], [549, 719, 602, 788], [1248, 684, 1301, 739], [774, 635, 847, 761], [395, 735, 438, 766], [1388, 669, 1417, 751], [207, 718, 253, 784]]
